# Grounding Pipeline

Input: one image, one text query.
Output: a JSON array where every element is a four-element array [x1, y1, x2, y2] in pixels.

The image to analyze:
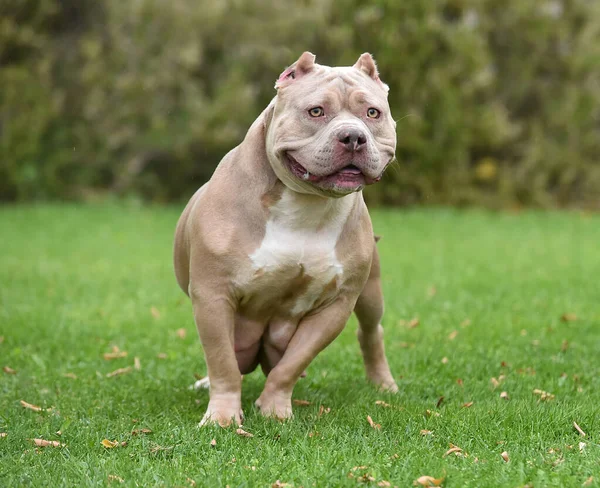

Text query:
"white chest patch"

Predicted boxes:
[[247, 189, 354, 316]]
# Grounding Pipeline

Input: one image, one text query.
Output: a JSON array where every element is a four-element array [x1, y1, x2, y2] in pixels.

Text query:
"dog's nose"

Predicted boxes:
[[337, 129, 367, 152]]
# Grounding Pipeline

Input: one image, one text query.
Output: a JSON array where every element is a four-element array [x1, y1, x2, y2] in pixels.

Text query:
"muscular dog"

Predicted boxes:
[[174, 52, 397, 426]]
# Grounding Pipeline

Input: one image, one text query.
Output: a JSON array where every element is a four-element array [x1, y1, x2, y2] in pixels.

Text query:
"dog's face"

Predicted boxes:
[[265, 52, 397, 198]]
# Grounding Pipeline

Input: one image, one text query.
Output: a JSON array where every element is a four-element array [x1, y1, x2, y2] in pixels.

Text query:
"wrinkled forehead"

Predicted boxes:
[[279, 65, 389, 108]]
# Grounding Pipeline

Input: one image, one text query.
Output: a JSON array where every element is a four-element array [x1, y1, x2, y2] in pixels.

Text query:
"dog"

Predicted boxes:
[[174, 52, 397, 426]]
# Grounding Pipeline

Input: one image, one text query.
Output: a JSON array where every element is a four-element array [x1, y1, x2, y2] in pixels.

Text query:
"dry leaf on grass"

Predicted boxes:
[[448, 330, 458, 340], [443, 445, 463, 457], [235, 428, 253, 438], [533, 389, 555, 401], [561, 313, 577, 322], [3, 366, 16, 374], [428, 286, 437, 297], [210, 438, 216, 447], [150, 306, 161, 319], [63, 373, 77, 379], [420, 429, 433, 436], [131, 428, 152, 435], [456, 378, 464, 386], [462, 402, 474, 408], [0, 433, 7, 438], [579, 442, 586, 452], [500, 391, 509, 400], [293, 399, 311, 406], [367, 415, 381, 430], [108, 475, 124, 484], [187, 477, 197, 487], [375, 400, 391, 408], [561, 340, 569, 352], [318, 405, 331, 417], [157, 353, 168, 359], [378, 481, 392, 487], [414, 475, 444, 486], [20, 400, 45, 412], [501, 451, 509, 462], [106, 367, 132, 378], [103, 351, 128, 360], [573, 421, 586, 437], [134, 357, 141, 370], [176, 328, 187, 339], [101, 439, 122, 449], [441, 357, 448, 364], [407, 318, 420, 329], [271, 481, 290, 488], [425, 410, 440, 418], [583, 476, 594, 487], [460, 319, 471, 328], [32, 438, 64, 447], [436, 396, 445, 408]]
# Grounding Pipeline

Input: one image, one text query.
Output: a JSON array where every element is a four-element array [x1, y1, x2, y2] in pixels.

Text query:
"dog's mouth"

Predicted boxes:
[[285, 154, 380, 192]]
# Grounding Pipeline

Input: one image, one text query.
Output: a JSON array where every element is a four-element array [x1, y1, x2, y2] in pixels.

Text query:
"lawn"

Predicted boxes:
[[0, 203, 599, 487]]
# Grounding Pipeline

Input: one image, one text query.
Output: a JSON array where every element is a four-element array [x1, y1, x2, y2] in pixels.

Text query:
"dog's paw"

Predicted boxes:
[[199, 405, 243, 428], [190, 376, 210, 390], [368, 375, 399, 393], [255, 393, 293, 420]]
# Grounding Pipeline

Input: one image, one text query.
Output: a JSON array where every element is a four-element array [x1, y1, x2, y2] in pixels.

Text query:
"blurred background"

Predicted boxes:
[[1, 0, 599, 208]]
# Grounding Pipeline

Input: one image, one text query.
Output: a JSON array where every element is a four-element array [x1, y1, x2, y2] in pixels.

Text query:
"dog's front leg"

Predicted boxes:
[[255, 296, 354, 419], [191, 292, 243, 427]]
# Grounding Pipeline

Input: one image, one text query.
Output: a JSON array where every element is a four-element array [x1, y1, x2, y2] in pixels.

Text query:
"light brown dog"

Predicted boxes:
[[174, 52, 397, 427]]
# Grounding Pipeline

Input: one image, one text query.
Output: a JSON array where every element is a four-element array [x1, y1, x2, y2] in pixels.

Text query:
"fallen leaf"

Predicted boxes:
[[443, 445, 463, 457], [367, 415, 381, 430], [236, 428, 254, 438], [308, 431, 319, 438], [157, 353, 168, 359], [293, 399, 311, 406], [108, 475, 124, 484], [106, 367, 132, 378], [573, 421, 586, 437], [103, 351, 128, 360], [561, 340, 569, 352], [32, 438, 64, 447], [210, 438, 216, 447], [102, 439, 120, 448], [408, 318, 420, 329], [131, 428, 152, 435], [318, 405, 331, 417], [187, 477, 197, 487], [271, 481, 290, 488], [378, 481, 392, 487], [20, 400, 44, 412], [150, 306, 161, 319], [501, 451, 509, 462], [561, 313, 577, 322], [375, 400, 391, 408], [149, 444, 173, 454], [428, 286, 437, 297], [456, 378, 464, 386], [134, 357, 141, 370], [583, 476, 594, 487], [500, 391, 509, 400], [0, 433, 7, 438], [448, 330, 458, 340], [462, 402, 474, 408], [414, 475, 444, 486], [441, 357, 449, 364], [420, 429, 433, 435], [436, 396, 445, 408], [425, 410, 440, 418], [533, 389, 555, 401], [3, 366, 16, 375], [176, 328, 187, 339], [491, 377, 500, 388], [579, 442, 586, 452], [63, 373, 77, 379], [460, 319, 471, 328]]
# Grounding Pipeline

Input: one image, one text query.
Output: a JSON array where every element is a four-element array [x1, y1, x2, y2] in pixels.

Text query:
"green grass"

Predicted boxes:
[[1, 203, 599, 488]]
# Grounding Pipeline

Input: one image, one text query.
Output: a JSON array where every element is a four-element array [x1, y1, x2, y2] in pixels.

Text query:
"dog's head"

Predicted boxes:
[[265, 52, 396, 198]]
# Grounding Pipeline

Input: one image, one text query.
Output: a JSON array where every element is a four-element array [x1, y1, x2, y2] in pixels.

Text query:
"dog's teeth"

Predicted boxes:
[[303, 171, 310, 180]]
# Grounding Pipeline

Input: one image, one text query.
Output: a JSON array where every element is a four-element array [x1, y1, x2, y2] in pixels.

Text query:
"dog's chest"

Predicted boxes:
[[236, 191, 353, 318]]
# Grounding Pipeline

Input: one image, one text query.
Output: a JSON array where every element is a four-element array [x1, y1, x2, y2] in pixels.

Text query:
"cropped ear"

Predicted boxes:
[[275, 51, 316, 89], [353, 53, 389, 92]]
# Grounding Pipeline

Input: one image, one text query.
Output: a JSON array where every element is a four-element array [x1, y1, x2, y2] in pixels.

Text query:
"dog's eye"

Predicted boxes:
[[367, 108, 380, 119], [308, 107, 324, 117]]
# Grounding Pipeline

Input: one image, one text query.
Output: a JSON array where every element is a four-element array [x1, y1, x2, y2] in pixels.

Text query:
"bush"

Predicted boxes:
[[1, 0, 599, 207]]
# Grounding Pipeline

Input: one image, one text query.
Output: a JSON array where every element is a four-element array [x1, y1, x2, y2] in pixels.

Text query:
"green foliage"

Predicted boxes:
[[1, 0, 599, 206]]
